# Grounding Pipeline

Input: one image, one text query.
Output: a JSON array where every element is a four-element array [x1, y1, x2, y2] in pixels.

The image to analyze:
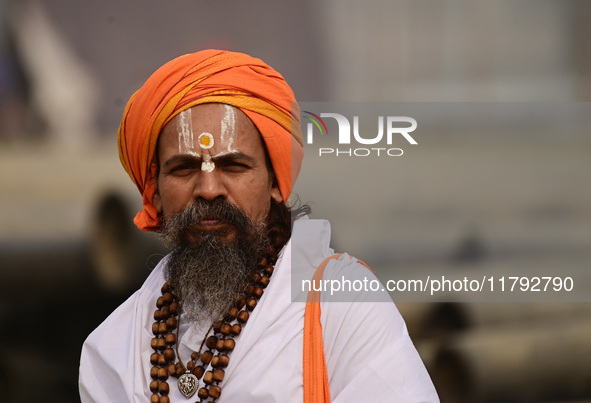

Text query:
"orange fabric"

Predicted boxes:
[[303, 255, 338, 403], [117, 50, 304, 231], [303, 254, 371, 403]]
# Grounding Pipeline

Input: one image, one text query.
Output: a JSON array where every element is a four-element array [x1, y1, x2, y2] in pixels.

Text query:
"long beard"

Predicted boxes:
[[161, 199, 270, 326]]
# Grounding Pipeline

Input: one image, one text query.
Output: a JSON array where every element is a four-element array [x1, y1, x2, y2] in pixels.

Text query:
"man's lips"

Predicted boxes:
[[195, 218, 227, 230]]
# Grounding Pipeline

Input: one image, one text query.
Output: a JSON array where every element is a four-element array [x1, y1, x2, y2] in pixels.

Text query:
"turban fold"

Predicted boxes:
[[117, 49, 303, 232]]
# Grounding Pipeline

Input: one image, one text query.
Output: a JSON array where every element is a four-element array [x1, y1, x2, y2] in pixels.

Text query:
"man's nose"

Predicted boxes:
[[192, 169, 228, 201]]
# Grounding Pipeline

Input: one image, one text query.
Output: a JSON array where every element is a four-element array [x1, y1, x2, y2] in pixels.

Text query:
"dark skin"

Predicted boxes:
[[153, 104, 282, 241]]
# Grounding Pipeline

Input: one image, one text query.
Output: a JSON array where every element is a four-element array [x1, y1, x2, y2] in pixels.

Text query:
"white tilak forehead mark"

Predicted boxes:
[[201, 155, 215, 172], [220, 104, 237, 153], [175, 105, 239, 173], [177, 109, 194, 153]]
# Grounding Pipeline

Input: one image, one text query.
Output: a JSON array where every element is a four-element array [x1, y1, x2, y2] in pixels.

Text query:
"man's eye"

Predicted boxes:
[[224, 162, 250, 173], [169, 164, 196, 174], [222, 161, 250, 171]]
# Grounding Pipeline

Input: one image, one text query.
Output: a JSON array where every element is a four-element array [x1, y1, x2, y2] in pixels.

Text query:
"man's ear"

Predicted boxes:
[[270, 184, 283, 204], [153, 190, 163, 214]]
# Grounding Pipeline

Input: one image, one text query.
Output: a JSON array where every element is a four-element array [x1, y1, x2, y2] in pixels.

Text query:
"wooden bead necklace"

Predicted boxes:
[[149, 248, 278, 403]]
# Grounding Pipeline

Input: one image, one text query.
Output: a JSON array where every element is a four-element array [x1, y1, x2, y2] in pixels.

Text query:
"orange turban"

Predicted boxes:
[[117, 49, 304, 232]]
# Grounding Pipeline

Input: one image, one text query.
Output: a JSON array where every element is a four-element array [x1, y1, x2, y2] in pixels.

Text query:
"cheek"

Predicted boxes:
[[254, 185, 274, 218], [158, 179, 192, 214], [235, 181, 271, 219]]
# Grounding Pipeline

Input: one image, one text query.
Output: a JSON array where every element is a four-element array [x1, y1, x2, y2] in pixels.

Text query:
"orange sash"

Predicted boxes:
[[303, 254, 370, 403]]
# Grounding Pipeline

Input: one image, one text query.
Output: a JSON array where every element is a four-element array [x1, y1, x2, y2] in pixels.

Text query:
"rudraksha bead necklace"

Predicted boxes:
[[149, 248, 278, 403]]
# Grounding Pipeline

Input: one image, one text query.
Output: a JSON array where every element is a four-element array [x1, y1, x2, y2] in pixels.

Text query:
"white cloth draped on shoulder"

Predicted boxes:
[[79, 217, 439, 402]]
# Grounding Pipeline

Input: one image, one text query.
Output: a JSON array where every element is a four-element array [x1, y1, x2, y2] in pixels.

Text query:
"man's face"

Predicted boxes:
[[153, 103, 282, 240]]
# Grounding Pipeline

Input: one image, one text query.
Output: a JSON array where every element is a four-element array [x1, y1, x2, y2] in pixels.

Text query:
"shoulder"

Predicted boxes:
[[83, 255, 168, 347], [79, 256, 169, 402], [316, 256, 439, 402]]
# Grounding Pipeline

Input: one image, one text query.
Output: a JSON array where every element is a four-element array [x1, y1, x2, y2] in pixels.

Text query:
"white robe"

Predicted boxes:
[[79, 217, 439, 402]]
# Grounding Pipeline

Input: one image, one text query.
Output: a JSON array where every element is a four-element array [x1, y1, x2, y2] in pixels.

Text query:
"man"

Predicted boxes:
[[79, 49, 438, 403]]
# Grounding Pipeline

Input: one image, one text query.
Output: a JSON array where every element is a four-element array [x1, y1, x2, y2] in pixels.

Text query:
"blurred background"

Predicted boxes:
[[0, 0, 590, 402]]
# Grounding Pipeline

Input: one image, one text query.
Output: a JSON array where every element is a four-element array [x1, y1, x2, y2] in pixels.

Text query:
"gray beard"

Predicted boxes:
[[161, 200, 269, 326]]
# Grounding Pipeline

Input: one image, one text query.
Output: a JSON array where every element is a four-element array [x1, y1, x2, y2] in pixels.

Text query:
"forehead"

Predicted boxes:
[[158, 103, 264, 157]]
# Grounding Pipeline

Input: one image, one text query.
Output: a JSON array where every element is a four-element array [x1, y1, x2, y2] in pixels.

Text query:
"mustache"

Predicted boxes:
[[164, 203, 270, 325], [161, 199, 253, 245]]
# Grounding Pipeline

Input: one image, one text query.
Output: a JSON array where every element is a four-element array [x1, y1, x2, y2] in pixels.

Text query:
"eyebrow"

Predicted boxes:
[[213, 152, 257, 165], [162, 151, 257, 168]]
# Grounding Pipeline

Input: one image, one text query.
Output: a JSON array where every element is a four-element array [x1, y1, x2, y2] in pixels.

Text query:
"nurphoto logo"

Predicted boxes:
[[302, 110, 418, 157]]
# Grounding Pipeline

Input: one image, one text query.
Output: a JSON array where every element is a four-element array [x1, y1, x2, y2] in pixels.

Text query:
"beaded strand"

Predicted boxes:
[[149, 249, 278, 403]]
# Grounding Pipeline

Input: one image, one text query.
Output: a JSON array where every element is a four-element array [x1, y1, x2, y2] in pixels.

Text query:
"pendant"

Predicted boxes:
[[178, 371, 199, 398]]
